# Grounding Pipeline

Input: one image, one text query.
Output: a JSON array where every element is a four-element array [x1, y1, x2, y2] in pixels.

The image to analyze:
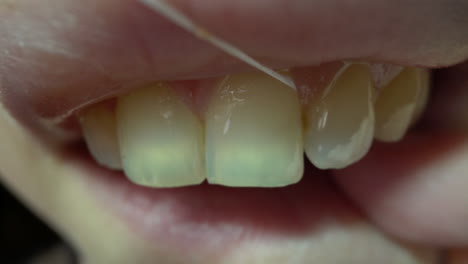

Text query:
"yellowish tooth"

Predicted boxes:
[[80, 102, 122, 170], [304, 64, 375, 169], [374, 68, 430, 142], [205, 72, 303, 187], [116, 83, 204, 187]]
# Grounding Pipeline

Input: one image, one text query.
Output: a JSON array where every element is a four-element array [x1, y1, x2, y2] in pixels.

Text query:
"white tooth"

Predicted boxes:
[[374, 68, 430, 142], [116, 83, 204, 187], [205, 72, 303, 187], [304, 64, 375, 169], [80, 102, 122, 170]]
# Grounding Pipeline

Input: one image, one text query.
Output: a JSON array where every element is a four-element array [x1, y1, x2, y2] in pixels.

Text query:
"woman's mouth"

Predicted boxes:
[[66, 61, 435, 262], [1, 0, 468, 262]]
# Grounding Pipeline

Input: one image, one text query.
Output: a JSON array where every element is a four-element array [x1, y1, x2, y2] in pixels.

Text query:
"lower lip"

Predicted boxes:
[[71, 142, 347, 256]]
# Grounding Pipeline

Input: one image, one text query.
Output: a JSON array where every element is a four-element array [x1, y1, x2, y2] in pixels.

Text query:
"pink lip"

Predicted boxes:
[[68, 142, 361, 258], [1, 0, 465, 136]]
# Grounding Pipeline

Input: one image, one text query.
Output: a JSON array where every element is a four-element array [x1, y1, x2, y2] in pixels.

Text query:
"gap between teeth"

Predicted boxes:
[[79, 63, 430, 188]]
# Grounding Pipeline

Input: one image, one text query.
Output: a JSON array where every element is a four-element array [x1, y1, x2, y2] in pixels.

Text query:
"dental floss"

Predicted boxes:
[[138, 0, 297, 90]]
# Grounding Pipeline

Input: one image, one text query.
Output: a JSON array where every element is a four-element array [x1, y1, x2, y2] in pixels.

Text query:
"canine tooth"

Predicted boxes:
[[374, 68, 429, 142], [116, 83, 204, 187], [205, 72, 303, 187], [304, 64, 375, 169], [80, 102, 122, 169]]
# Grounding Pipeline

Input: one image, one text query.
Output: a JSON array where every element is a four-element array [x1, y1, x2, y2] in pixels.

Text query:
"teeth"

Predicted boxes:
[[205, 72, 303, 187], [80, 62, 429, 188], [303, 64, 375, 169], [80, 102, 122, 170], [374, 68, 430, 142], [116, 83, 205, 187]]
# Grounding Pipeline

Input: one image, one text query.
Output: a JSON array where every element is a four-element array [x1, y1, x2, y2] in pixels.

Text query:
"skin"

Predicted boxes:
[[0, 0, 468, 263]]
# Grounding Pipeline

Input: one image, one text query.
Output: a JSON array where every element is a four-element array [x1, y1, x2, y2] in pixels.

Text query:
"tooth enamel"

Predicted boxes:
[[80, 102, 122, 170], [304, 64, 375, 169], [205, 72, 303, 187], [116, 83, 204, 187], [374, 68, 429, 142]]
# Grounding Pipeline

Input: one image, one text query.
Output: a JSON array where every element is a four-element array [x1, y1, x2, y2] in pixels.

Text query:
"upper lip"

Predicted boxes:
[[0, 0, 467, 134]]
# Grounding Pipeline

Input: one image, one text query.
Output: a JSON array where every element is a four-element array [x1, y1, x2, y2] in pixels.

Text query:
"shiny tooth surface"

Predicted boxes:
[[80, 102, 122, 170], [303, 64, 375, 169], [205, 72, 303, 187], [374, 68, 430, 142], [116, 83, 204, 187]]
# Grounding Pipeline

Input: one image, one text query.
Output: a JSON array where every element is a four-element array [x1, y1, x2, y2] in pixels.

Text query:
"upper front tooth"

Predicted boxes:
[[205, 72, 303, 187], [116, 83, 205, 187], [80, 102, 122, 170], [374, 68, 430, 142], [303, 64, 375, 169]]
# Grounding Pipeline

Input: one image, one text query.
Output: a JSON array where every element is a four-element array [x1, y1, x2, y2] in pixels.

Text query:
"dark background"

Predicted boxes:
[[0, 183, 63, 263]]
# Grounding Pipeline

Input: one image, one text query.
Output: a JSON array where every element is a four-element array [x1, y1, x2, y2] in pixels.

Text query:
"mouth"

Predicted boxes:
[[50, 60, 431, 260], [2, 0, 466, 261], [78, 62, 429, 188]]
